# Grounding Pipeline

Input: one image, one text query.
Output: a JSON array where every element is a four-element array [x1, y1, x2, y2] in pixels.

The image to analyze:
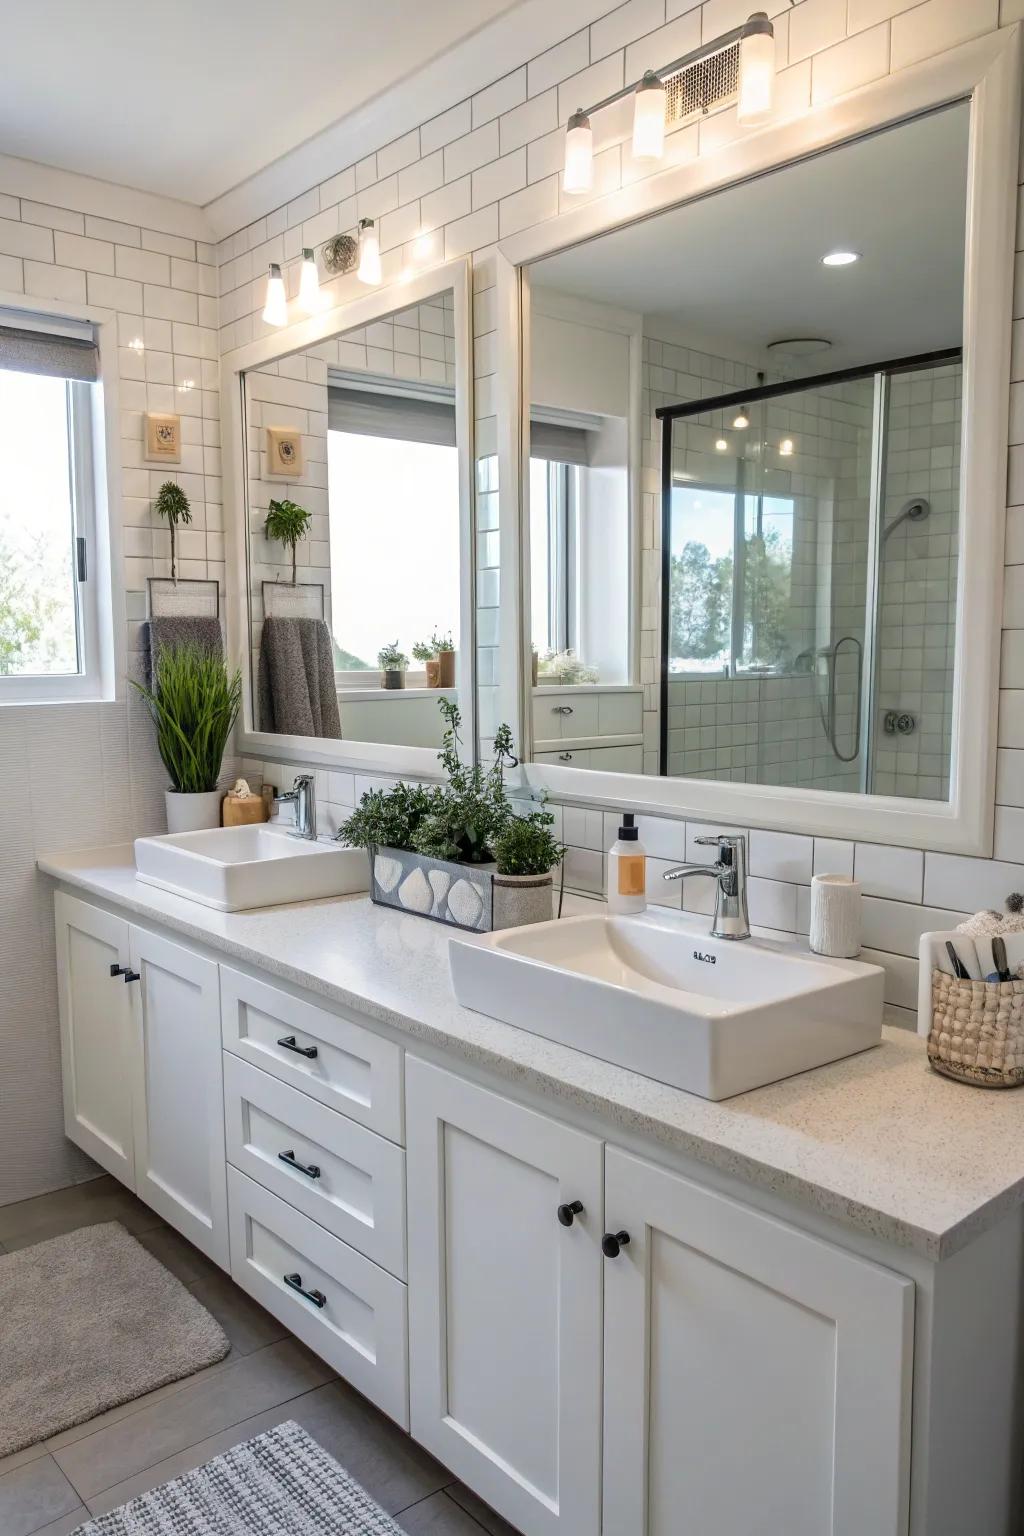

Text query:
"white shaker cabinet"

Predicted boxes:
[[54, 892, 135, 1185], [602, 1147, 915, 1536], [406, 1057, 604, 1536], [127, 926, 228, 1268], [55, 896, 229, 1269]]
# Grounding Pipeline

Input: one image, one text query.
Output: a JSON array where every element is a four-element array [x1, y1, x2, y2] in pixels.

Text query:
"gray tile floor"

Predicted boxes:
[[0, 1177, 520, 1536]]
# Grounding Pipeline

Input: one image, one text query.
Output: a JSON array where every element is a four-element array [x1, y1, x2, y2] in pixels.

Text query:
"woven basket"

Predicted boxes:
[[928, 969, 1024, 1087]]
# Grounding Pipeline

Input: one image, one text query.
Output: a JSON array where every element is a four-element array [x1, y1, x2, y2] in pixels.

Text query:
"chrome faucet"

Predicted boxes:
[[664, 834, 750, 941], [274, 773, 317, 840]]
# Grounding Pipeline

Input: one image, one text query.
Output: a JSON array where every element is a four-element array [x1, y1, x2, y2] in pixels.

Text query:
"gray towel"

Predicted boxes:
[[145, 615, 223, 686], [258, 617, 342, 739]]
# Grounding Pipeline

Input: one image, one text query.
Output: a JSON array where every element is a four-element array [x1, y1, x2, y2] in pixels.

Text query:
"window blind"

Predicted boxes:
[[328, 384, 456, 447], [0, 316, 98, 382], [529, 419, 593, 466]]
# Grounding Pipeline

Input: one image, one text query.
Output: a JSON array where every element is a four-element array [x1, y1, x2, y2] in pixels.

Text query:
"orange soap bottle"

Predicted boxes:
[[607, 813, 647, 915]]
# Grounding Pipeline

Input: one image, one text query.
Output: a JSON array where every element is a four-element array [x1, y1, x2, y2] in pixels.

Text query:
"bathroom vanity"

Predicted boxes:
[[41, 847, 1024, 1536]]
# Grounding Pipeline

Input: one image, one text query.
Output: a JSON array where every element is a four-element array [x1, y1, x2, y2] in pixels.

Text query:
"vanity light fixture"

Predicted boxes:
[[262, 263, 288, 327], [563, 109, 594, 194], [632, 72, 667, 160], [779, 438, 795, 457], [357, 219, 382, 286], [561, 13, 775, 195], [298, 248, 323, 313], [822, 250, 861, 267], [732, 409, 750, 430], [737, 12, 775, 125]]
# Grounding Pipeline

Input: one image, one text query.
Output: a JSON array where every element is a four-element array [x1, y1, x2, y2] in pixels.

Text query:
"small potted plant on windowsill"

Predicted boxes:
[[378, 641, 408, 689], [412, 638, 441, 688], [432, 629, 456, 689], [131, 642, 242, 833]]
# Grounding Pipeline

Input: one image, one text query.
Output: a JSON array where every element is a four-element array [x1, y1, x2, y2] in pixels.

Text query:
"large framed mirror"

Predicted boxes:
[[500, 33, 1019, 854], [223, 259, 475, 775]]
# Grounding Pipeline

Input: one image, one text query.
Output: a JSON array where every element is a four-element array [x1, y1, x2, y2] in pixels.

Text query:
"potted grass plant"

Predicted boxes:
[[131, 642, 242, 833], [338, 699, 563, 931], [378, 641, 408, 689]]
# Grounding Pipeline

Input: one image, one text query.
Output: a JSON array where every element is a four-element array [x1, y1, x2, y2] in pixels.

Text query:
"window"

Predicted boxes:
[[327, 378, 459, 678], [0, 315, 103, 703], [668, 484, 796, 676], [529, 457, 579, 657]]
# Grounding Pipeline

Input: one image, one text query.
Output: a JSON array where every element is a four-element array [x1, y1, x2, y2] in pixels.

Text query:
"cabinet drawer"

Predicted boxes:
[[532, 691, 599, 740], [227, 1167, 408, 1428], [535, 747, 592, 768], [588, 744, 644, 772], [598, 691, 642, 736], [224, 1054, 406, 1279], [220, 967, 402, 1144]]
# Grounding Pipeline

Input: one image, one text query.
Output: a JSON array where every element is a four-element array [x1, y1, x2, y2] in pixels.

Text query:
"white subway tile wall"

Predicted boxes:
[[3, 0, 1024, 1205]]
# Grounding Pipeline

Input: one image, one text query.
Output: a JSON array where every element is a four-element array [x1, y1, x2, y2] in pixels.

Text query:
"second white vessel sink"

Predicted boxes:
[[135, 824, 369, 911], [450, 907, 884, 1100]]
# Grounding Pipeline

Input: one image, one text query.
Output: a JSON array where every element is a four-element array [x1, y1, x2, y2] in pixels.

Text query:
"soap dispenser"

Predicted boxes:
[[607, 813, 647, 915]]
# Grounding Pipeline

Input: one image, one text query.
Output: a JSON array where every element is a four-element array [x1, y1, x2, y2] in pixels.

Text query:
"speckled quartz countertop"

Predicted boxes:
[[39, 843, 1024, 1263]]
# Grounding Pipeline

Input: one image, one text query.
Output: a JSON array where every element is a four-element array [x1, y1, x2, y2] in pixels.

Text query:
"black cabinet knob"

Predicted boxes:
[[123, 970, 141, 984], [602, 1230, 630, 1258], [109, 963, 128, 978], [557, 1200, 584, 1227]]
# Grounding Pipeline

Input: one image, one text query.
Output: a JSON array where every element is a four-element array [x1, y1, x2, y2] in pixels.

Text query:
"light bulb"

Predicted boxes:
[[632, 72, 666, 160], [357, 219, 382, 286], [822, 250, 860, 267], [779, 438, 794, 457], [262, 263, 287, 327], [298, 248, 322, 313], [715, 438, 728, 452], [563, 109, 593, 195], [737, 12, 775, 125], [733, 410, 750, 430]]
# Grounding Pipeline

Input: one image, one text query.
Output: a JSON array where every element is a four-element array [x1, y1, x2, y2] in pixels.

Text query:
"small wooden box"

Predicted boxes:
[[222, 793, 268, 828]]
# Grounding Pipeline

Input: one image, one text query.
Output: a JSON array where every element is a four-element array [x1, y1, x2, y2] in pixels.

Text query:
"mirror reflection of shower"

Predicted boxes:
[[660, 353, 961, 800]]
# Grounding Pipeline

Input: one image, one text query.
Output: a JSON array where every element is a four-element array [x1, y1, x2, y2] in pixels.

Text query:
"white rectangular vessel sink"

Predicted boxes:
[[450, 908, 884, 1100], [134, 824, 369, 912]]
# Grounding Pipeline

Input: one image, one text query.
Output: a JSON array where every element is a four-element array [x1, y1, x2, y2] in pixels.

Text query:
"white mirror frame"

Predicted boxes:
[[222, 256, 476, 777], [496, 27, 1021, 856]]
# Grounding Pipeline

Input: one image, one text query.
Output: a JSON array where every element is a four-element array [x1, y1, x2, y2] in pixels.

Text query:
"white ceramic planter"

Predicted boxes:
[[164, 788, 223, 834]]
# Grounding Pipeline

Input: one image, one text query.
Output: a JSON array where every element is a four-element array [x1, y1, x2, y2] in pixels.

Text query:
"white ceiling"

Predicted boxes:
[[532, 104, 969, 372], [0, 0, 525, 205]]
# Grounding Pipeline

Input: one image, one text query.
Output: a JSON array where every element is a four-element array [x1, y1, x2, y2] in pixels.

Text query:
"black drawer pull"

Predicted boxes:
[[123, 970, 141, 984], [602, 1230, 631, 1258], [277, 1034, 318, 1059], [283, 1271, 326, 1308], [110, 963, 128, 978], [557, 1200, 584, 1227], [278, 1149, 321, 1180]]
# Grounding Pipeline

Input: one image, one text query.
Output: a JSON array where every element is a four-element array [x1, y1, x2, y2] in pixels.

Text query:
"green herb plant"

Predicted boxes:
[[378, 641, 409, 672], [411, 639, 436, 664], [131, 642, 241, 795], [492, 812, 565, 877], [155, 481, 192, 585], [264, 499, 312, 586], [337, 697, 552, 871]]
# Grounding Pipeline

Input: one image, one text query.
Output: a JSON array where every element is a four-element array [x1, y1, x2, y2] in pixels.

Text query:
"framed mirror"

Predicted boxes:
[[499, 33, 1019, 855], [223, 259, 475, 775]]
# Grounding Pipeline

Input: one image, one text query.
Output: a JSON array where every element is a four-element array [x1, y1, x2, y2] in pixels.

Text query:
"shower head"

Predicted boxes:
[[882, 497, 930, 542]]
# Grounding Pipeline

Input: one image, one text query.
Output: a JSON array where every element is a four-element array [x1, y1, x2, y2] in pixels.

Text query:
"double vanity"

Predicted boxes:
[[41, 835, 1024, 1536]]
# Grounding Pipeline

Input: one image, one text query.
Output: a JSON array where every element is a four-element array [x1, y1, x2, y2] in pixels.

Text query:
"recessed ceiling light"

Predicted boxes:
[[822, 250, 860, 267]]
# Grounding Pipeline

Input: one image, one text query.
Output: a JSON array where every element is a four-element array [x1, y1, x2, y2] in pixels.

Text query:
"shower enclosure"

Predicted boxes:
[[658, 350, 962, 800]]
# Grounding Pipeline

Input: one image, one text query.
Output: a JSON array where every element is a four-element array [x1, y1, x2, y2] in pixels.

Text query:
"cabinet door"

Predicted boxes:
[[128, 926, 229, 1268], [603, 1148, 914, 1536], [54, 893, 134, 1184], [407, 1057, 602, 1536]]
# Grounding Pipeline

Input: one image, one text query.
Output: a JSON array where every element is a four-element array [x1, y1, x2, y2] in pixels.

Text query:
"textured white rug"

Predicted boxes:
[[72, 1420, 405, 1534], [0, 1220, 229, 1456]]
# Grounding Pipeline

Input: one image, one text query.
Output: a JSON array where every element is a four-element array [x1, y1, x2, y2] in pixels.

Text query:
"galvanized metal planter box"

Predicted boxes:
[[369, 846, 553, 933]]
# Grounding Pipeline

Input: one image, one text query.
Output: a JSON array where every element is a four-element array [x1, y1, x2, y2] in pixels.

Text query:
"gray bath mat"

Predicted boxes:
[[0, 1220, 229, 1457], [72, 1420, 404, 1533]]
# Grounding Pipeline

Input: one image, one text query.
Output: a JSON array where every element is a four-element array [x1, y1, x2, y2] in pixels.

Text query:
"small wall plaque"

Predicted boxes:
[[144, 412, 181, 463], [266, 426, 304, 479]]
